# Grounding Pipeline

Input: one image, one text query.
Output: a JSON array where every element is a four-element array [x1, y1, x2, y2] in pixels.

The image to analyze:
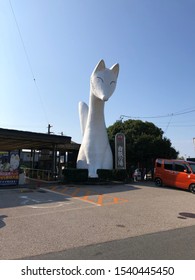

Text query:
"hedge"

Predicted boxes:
[[97, 169, 128, 182], [63, 168, 88, 182], [97, 169, 113, 181], [63, 168, 128, 183], [112, 169, 128, 181]]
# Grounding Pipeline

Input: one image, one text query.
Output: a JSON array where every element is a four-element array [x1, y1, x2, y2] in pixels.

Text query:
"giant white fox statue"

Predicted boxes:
[[77, 59, 119, 177]]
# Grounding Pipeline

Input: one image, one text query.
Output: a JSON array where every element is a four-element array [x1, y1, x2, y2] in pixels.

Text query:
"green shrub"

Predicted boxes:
[[97, 169, 113, 181], [112, 169, 128, 181], [97, 169, 128, 181], [63, 168, 88, 182], [63, 168, 127, 183]]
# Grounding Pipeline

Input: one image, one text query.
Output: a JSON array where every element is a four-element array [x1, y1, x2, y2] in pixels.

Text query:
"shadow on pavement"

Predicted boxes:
[[0, 182, 142, 209], [45, 183, 141, 196], [0, 188, 71, 209], [0, 215, 7, 228], [178, 212, 195, 219]]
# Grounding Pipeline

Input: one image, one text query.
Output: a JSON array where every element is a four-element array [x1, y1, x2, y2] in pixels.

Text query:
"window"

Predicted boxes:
[[175, 163, 186, 172], [188, 163, 195, 174], [156, 159, 162, 167], [164, 161, 173, 170]]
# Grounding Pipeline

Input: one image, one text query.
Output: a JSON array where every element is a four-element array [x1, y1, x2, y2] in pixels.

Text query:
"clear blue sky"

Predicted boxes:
[[1, 0, 195, 158]]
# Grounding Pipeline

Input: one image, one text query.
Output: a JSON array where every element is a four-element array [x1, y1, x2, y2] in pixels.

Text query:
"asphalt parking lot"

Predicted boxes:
[[1, 182, 195, 259]]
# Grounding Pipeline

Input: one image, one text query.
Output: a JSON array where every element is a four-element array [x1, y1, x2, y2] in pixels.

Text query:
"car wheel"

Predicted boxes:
[[189, 184, 195, 194], [155, 178, 162, 187]]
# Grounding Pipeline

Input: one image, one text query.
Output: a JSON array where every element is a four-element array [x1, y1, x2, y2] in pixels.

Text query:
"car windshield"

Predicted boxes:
[[188, 163, 195, 174]]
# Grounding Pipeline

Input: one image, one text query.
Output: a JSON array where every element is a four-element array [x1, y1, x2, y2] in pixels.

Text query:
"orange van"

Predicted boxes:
[[154, 158, 195, 193]]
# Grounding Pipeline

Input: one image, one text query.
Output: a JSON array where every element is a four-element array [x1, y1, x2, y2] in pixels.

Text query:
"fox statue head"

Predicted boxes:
[[90, 59, 119, 101]]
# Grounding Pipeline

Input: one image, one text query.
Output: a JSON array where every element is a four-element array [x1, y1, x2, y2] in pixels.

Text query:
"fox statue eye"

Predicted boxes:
[[97, 77, 104, 83], [110, 81, 116, 85]]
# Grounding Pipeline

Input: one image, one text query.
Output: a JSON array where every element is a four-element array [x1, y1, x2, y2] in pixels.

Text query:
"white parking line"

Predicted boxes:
[[28, 201, 73, 209]]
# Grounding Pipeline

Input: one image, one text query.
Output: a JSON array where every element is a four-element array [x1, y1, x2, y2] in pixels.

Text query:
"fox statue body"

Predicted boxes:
[[77, 60, 119, 177]]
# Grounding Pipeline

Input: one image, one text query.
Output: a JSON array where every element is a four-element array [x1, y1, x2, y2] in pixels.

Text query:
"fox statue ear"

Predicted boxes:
[[93, 59, 106, 73], [110, 63, 119, 78]]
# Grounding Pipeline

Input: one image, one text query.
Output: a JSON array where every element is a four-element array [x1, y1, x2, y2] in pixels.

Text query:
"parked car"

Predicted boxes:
[[154, 158, 195, 193]]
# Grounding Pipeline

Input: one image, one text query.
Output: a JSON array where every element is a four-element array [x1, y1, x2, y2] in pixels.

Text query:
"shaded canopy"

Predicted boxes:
[[0, 128, 79, 152]]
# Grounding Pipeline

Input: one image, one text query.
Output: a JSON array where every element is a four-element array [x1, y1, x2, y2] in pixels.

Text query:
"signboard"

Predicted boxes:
[[115, 133, 126, 169], [0, 151, 20, 186]]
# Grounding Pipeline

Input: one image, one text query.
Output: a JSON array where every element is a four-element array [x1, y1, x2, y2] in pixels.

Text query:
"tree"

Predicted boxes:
[[107, 119, 178, 172]]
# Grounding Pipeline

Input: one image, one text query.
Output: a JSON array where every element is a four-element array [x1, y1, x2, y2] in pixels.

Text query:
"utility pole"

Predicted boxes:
[[47, 124, 53, 134]]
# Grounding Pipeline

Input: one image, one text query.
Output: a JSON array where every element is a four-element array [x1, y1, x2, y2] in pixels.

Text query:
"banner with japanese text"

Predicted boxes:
[[115, 133, 126, 169]]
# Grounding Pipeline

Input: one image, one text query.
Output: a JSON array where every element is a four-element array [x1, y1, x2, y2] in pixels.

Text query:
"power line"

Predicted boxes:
[[120, 107, 195, 134], [164, 125, 195, 128], [9, 0, 49, 124], [164, 115, 173, 133], [120, 108, 195, 120]]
